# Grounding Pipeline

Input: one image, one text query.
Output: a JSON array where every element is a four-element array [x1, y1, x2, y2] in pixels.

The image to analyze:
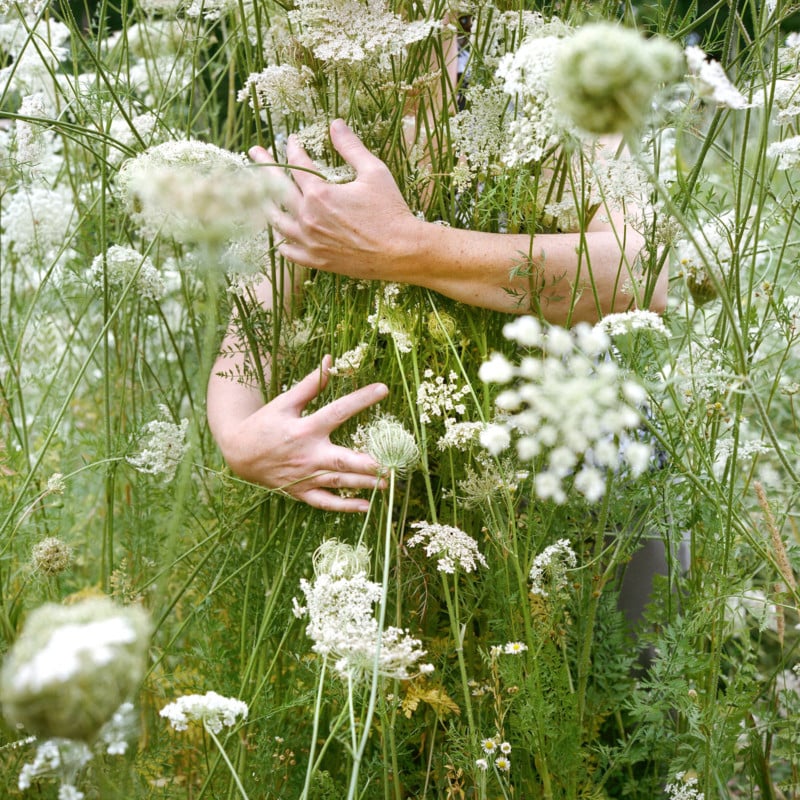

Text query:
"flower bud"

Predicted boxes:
[[1, 598, 152, 741]]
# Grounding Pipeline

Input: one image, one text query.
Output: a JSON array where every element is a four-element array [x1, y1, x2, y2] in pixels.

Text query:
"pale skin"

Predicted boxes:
[[207, 122, 668, 512]]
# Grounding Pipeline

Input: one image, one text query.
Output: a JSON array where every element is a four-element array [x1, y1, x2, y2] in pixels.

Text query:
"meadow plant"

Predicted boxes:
[[2, 0, 800, 798]]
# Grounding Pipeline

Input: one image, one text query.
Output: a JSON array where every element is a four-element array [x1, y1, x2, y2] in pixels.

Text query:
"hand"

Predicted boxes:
[[251, 119, 420, 281], [219, 356, 389, 512]]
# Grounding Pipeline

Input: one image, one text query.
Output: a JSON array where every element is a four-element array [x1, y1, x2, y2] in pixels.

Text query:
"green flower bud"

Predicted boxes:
[[363, 416, 419, 477], [550, 23, 683, 135], [1, 598, 152, 741]]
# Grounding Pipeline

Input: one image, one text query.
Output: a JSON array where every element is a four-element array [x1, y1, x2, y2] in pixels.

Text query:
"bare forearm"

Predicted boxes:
[[389, 216, 658, 324]]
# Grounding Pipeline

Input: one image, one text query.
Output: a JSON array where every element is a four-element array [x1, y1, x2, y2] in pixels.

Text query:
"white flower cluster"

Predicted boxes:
[[416, 369, 470, 425], [496, 34, 565, 165], [18, 739, 91, 792], [685, 46, 753, 110], [437, 420, 485, 452], [479, 317, 652, 504], [297, 541, 432, 680], [89, 245, 165, 301], [288, 0, 438, 70], [3, 183, 76, 263], [367, 283, 415, 353], [406, 521, 488, 574], [450, 84, 511, 181], [127, 404, 189, 481], [160, 691, 249, 734], [767, 135, 800, 171], [490, 641, 528, 656], [116, 140, 285, 245], [664, 772, 704, 800], [13, 617, 139, 694], [238, 64, 316, 120], [773, 79, 800, 124], [595, 310, 668, 337], [672, 339, 735, 406], [529, 539, 577, 598], [328, 343, 369, 376]]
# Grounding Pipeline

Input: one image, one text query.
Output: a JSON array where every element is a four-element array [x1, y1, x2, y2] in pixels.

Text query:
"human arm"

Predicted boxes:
[[206, 270, 389, 513], [259, 119, 667, 325]]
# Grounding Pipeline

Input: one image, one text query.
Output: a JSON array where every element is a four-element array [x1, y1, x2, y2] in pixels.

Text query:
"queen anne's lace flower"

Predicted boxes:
[[550, 23, 682, 134], [297, 541, 431, 680], [127, 405, 189, 481], [1, 599, 151, 742], [355, 416, 419, 476], [289, 0, 438, 69], [416, 370, 470, 424], [406, 521, 488, 574], [529, 539, 577, 597], [116, 140, 285, 244], [160, 691, 248, 734], [238, 64, 316, 119], [767, 136, 800, 170], [89, 245, 165, 301], [479, 320, 651, 502], [685, 46, 753, 109]]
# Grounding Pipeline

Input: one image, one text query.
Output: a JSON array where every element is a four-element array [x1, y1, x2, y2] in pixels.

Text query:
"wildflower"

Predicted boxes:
[[478, 353, 515, 384], [14, 92, 49, 172], [0, 598, 152, 741], [416, 370, 470, 424], [18, 739, 92, 792], [356, 416, 419, 476], [185, 0, 238, 19], [685, 46, 753, 109], [116, 140, 285, 245], [89, 245, 165, 301], [451, 84, 512, 179], [127, 405, 189, 482], [475, 757, 489, 771], [767, 136, 800, 171], [98, 702, 136, 755], [288, 0, 438, 70], [503, 641, 528, 655], [481, 322, 650, 503], [496, 34, 565, 165], [529, 539, 577, 598], [46, 473, 65, 493], [312, 538, 371, 579], [481, 736, 499, 754], [595, 311, 668, 337], [550, 23, 682, 134], [367, 283, 415, 352], [499, 741, 512, 754], [665, 771, 704, 800], [160, 691, 248, 734], [298, 549, 431, 680], [3, 183, 76, 262], [407, 521, 488, 574], [31, 537, 72, 577], [437, 420, 485, 452], [479, 424, 511, 456], [328, 343, 369, 376], [238, 65, 316, 120], [495, 756, 511, 772]]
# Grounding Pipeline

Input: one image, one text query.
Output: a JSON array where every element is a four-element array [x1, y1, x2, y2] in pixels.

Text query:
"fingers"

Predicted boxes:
[[285, 135, 323, 193], [329, 119, 385, 176], [275, 357, 331, 413], [297, 487, 373, 513], [310, 382, 388, 432]]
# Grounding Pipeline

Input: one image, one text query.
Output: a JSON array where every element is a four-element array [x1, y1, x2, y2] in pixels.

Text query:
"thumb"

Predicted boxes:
[[278, 356, 331, 413], [330, 119, 385, 176]]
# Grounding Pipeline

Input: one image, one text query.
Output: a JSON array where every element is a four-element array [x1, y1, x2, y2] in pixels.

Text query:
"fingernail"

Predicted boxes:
[[375, 383, 388, 399]]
